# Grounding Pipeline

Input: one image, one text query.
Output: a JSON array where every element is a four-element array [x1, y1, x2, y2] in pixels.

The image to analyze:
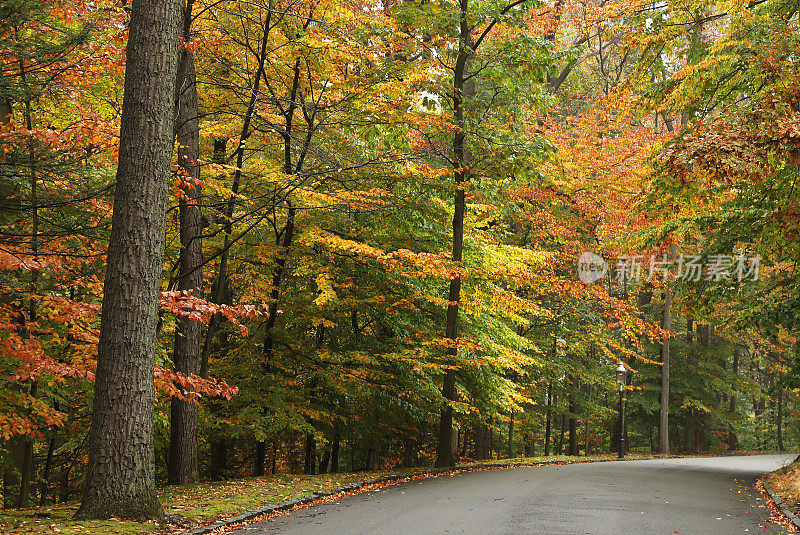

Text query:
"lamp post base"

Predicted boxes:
[[618, 389, 625, 459]]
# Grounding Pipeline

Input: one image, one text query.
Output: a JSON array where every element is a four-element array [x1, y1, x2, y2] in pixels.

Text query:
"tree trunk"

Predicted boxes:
[[304, 434, 317, 475], [17, 381, 36, 508], [59, 450, 78, 503], [17, 82, 39, 510], [254, 441, 266, 476], [317, 448, 330, 474], [568, 394, 577, 456], [76, 0, 181, 519], [365, 443, 377, 471], [472, 424, 490, 460], [39, 434, 55, 506], [659, 244, 675, 455], [199, 138, 228, 379], [488, 416, 494, 458], [728, 349, 739, 450], [557, 414, 566, 455], [168, 28, 203, 486], [508, 411, 515, 458], [544, 386, 553, 456], [684, 410, 695, 453], [524, 432, 535, 457], [330, 434, 340, 473], [778, 386, 785, 451], [436, 0, 473, 469], [200, 7, 273, 377], [210, 440, 227, 480], [584, 420, 590, 455]]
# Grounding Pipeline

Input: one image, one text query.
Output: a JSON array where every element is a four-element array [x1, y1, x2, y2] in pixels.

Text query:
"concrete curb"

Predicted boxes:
[[763, 479, 800, 531], [182, 457, 630, 535]]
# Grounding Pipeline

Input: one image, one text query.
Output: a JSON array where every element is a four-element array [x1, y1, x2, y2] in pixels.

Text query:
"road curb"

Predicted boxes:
[[762, 479, 800, 531], [182, 457, 628, 535]]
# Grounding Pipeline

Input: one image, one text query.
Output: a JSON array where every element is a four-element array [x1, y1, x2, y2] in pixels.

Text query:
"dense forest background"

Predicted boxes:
[[1, 0, 800, 515]]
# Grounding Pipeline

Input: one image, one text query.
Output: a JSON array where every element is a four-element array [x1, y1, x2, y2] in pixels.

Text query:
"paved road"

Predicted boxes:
[[233, 454, 797, 535]]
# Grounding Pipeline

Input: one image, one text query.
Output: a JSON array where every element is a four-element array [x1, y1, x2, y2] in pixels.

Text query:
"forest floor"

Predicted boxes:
[[0, 451, 783, 535]]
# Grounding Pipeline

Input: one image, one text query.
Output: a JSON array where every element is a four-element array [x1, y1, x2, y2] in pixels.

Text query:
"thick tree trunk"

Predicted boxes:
[[76, 0, 181, 518], [168, 35, 203, 486]]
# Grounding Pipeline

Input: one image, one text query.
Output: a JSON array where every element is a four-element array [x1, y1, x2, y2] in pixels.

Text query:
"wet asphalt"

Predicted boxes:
[[230, 454, 797, 535]]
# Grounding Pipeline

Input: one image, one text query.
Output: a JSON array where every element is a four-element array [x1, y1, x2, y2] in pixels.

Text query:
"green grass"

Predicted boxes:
[[0, 506, 159, 535], [0, 470, 410, 535]]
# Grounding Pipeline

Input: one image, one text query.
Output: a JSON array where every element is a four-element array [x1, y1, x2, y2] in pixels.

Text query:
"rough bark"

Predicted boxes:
[[76, 0, 181, 518], [168, 21, 203, 485]]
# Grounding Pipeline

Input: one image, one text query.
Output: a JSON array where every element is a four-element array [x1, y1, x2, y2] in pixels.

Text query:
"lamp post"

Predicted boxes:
[[616, 361, 627, 459]]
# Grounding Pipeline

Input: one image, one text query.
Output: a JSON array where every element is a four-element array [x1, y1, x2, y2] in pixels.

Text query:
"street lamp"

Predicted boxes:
[[616, 361, 627, 459]]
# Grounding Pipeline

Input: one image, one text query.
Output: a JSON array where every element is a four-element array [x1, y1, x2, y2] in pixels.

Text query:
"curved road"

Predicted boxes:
[[233, 454, 796, 535]]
